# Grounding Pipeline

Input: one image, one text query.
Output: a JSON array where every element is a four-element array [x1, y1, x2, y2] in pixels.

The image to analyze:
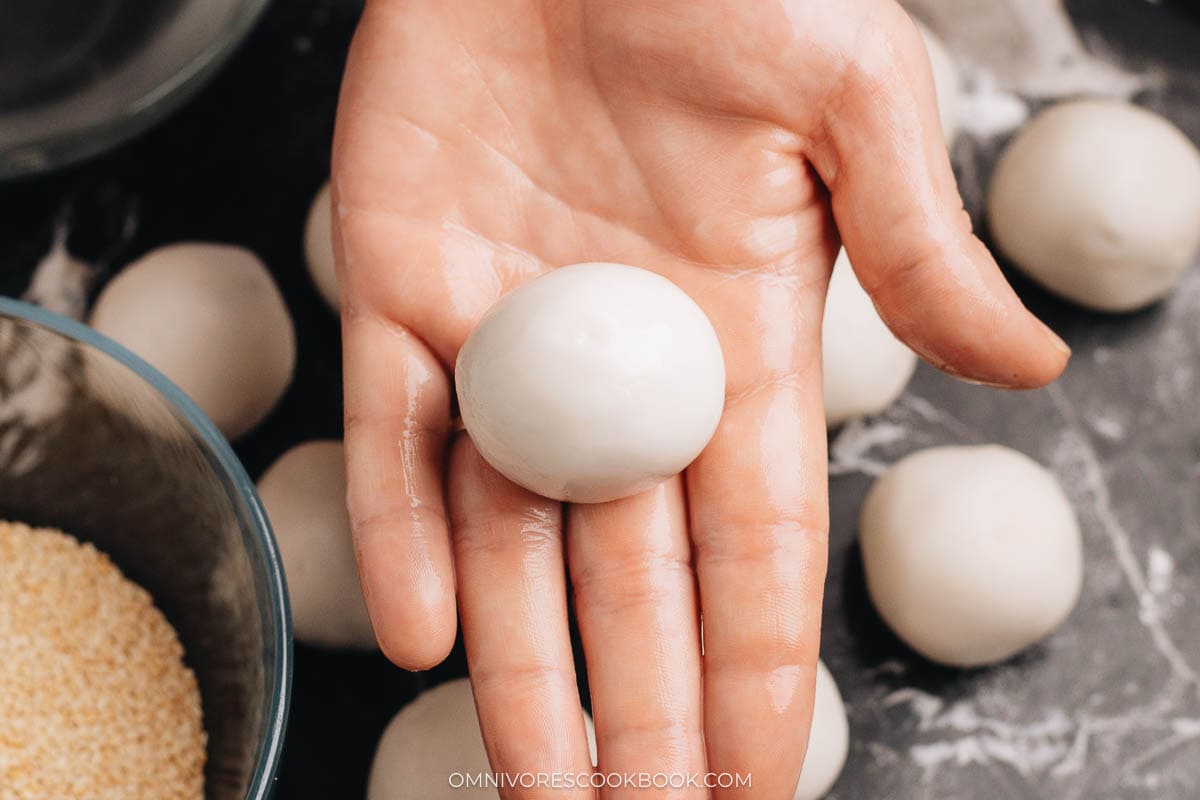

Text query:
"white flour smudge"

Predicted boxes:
[[1147, 546, 1175, 598], [1120, 718, 1200, 776], [954, 73, 1030, 138], [864, 659, 909, 679], [1, 212, 123, 476], [828, 418, 908, 477], [1051, 718, 1094, 778], [867, 740, 903, 767], [21, 221, 99, 321], [1047, 384, 1199, 691], [885, 687, 946, 726], [1090, 415, 1127, 442], [911, 735, 1071, 778], [0, 317, 76, 476], [898, 393, 975, 437], [905, 0, 1163, 156], [886, 688, 1074, 777], [882, 685, 1200, 783], [908, 0, 1150, 101]]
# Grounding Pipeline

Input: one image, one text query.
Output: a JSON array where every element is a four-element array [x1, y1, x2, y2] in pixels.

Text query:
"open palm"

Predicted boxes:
[[333, 1, 1068, 796]]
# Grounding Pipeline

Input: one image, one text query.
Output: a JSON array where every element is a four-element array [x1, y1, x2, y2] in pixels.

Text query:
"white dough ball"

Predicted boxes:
[[793, 660, 849, 800], [256, 440, 375, 650], [987, 100, 1200, 312], [456, 262, 725, 503], [822, 251, 917, 426], [368, 678, 597, 800], [305, 181, 339, 310], [860, 445, 1083, 668], [915, 20, 960, 143], [90, 243, 296, 440]]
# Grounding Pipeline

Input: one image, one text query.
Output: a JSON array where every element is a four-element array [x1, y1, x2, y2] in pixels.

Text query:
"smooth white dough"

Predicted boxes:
[[822, 251, 917, 426], [455, 262, 726, 503], [90, 243, 296, 440], [915, 20, 961, 143], [987, 100, 1200, 312], [256, 440, 375, 650], [368, 678, 597, 800], [793, 660, 850, 800], [860, 445, 1083, 668], [304, 181, 339, 310]]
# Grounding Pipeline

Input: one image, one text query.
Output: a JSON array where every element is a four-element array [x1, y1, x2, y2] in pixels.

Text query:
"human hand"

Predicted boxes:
[[332, 1, 1069, 796]]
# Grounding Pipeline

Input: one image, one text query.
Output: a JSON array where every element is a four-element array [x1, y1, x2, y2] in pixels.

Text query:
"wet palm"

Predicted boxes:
[[333, 1, 1068, 796]]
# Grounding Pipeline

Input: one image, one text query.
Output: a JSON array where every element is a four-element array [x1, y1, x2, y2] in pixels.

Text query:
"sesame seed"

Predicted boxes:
[[0, 521, 206, 800]]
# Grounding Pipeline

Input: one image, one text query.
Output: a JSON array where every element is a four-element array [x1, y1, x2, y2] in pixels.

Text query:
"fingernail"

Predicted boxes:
[[1037, 319, 1071, 357], [956, 375, 1012, 389], [937, 362, 1012, 389]]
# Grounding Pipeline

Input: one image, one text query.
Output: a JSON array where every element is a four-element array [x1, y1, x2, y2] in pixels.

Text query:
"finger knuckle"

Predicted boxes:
[[572, 552, 693, 617]]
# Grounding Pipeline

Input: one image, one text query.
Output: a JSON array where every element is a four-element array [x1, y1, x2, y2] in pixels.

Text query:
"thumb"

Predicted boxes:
[[812, 9, 1069, 389]]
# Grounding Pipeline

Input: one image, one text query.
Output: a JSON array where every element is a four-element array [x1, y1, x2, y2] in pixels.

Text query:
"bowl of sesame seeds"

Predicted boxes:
[[0, 296, 291, 800]]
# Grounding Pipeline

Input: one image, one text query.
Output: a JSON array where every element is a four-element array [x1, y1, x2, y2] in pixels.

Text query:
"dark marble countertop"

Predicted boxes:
[[2, 1, 1198, 798]]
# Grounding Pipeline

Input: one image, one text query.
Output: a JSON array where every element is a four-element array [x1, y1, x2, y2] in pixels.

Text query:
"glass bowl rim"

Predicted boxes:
[[0, 0, 274, 181], [0, 295, 293, 800]]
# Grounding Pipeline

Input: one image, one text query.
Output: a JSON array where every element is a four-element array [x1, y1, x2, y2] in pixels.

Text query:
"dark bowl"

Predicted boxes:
[[0, 0, 272, 179]]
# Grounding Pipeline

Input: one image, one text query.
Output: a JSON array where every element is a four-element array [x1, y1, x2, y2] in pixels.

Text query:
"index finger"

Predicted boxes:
[[343, 308, 458, 669]]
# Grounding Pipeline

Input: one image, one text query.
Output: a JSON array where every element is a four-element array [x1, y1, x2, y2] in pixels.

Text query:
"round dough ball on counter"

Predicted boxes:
[[89, 243, 296, 440], [456, 262, 726, 504], [915, 20, 961, 143], [368, 678, 597, 800], [793, 660, 850, 800], [256, 440, 376, 650], [305, 181, 339, 310], [822, 251, 918, 426], [860, 445, 1083, 668], [987, 100, 1200, 312]]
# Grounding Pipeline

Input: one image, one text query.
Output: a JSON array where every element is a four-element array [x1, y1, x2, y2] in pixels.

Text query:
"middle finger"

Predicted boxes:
[[450, 437, 595, 799]]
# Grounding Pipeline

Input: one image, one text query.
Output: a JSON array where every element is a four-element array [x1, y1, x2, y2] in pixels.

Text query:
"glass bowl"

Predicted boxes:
[[0, 296, 291, 799], [0, 0, 272, 180]]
